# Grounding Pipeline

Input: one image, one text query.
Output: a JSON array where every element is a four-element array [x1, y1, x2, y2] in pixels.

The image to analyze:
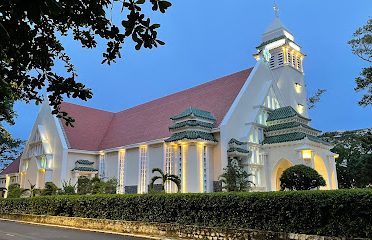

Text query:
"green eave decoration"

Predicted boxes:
[[256, 35, 299, 50], [169, 120, 214, 130], [227, 147, 250, 154], [263, 132, 331, 145], [228, 138, 247, 145], [266, 106, 310, 122], [76, 159, 94, 165], [265, 121, 320, 133], [72, 167, 98, 172], [165, 131, 217, 143], [170, 107, 216, 121], [256, 36, 286, 49]]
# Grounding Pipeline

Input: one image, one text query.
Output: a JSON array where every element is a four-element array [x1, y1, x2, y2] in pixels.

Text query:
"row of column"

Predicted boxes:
[[108, 143, 211, 194]]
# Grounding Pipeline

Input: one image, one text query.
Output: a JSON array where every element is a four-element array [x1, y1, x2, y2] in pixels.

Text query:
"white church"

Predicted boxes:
[[18, 13, 339, 193]]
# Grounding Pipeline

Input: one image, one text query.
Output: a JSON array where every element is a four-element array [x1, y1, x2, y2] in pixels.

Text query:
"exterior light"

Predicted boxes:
[[297, 104, 304, 114], [39, 168, 46, 173], [294, 83, 302, 93], [302, 150, 312, 161]]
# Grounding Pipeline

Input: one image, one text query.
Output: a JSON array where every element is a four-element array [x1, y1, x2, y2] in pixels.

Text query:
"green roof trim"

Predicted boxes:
[[228, 138, 247, 145], [263, 132, 331, 145], [263, 132, 306, 144], [307, 135, 332, 146], [165, 131, 217, 143], [72, 166, 98, 172], [256, 35, 287, 49], [266, 106, 310, 122], [169, 120, 214, 130], [170, 107, 216, 121], [76, 160, 94, 165], [227, 147, 250, 154], [265, 121, 320, 133]]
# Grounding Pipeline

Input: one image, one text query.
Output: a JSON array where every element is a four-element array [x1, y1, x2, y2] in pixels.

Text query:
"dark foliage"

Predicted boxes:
[[0, 0, 171, 148], [348, 18, 372, 106], [0, 190, 372, 238], [280, 164, 326, 191]]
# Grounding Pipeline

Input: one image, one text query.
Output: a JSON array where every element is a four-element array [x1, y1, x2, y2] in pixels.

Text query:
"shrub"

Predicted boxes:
[[219, 160, 254, 192], [0, 189, 371, 238], [61, 180, 76, 195], [77, 176, 117, 194], [280, 164, 326, 190], [77, 177, 92, 194], [6, 184, 22, 198], [41, 182, 59, 196]]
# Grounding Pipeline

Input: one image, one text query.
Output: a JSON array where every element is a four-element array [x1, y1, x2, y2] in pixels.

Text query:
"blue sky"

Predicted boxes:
[[9, 0, 372, 140]]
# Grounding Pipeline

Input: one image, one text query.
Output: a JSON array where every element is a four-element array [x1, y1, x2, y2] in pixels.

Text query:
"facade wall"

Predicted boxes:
[[67, 152, 99, 184], [20, 100, 68, 188], [148, 144, 164, 181], [264, 143, 337, 191], [185, 144, 199, 193], [124, 148, 140, 188], [220, 62, 273, 175], [105, 152, 118, 180]]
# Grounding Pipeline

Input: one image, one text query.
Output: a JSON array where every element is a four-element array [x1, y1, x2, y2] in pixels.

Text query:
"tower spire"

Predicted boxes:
[[273, 1, 279, 18]]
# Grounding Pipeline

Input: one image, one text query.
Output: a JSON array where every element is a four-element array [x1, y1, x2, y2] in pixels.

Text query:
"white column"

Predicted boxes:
[[117, 150, 126, 194], [4, 174, 10, 198]]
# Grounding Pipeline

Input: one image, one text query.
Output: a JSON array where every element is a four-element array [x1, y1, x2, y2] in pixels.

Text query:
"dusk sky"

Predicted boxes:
[[8, 1, 372, 141]]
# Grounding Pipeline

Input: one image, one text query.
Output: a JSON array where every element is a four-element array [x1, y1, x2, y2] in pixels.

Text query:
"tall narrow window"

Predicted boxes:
[[178, 145, 182, 183], [138, 146, 148, 194], [164, 145, 174, 193], [99, 153, 105, 178], [202, 145, 208, 193], [118, 150, 125, 194]]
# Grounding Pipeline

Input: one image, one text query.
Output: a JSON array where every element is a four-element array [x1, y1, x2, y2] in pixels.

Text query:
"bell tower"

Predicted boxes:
[[253, 3, 308, 117]]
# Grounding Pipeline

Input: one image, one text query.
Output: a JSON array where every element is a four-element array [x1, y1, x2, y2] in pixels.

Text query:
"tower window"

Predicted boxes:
[[277, 52, 284, 66], [295, 83, 302, 93], [269, 53, 275, 68], [297, 104, 304, 115]]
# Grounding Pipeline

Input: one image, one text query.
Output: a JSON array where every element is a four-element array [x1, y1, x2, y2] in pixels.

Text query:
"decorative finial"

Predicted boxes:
[[273, 1, 279, 18]]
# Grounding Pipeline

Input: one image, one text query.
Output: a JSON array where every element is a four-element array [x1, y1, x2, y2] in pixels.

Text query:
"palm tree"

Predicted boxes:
[[150, 168, 181, 193], [219, 161, 255, 192], [22, 180, 40, 197]]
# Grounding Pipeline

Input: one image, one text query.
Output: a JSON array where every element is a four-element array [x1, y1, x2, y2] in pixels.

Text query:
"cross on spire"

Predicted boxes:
[[273, 1, 279, 18]]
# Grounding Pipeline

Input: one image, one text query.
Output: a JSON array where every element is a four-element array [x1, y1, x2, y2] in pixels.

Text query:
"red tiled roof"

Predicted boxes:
[[60, 103, 114, 151], [0, 157, 20, 175], [61, 68, 253, 151]]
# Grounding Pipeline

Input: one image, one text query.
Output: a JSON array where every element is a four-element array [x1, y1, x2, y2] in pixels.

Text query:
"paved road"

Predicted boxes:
[[0, 220, 148, 240]]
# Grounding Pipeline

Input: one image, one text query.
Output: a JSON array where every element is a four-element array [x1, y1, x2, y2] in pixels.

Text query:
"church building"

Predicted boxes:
[[18, 14, 338, 193]]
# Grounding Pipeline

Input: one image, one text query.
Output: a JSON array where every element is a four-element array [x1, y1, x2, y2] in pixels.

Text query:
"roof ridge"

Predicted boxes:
[[61, 102, 115, 114]]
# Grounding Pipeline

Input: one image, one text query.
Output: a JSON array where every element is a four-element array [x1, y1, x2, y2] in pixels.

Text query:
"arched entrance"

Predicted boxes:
[[272, 159, 293, 191], [314, 154, 329, 189]]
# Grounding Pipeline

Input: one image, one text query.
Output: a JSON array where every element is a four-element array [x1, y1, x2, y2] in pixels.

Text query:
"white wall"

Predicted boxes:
[[20, 100, 68, 188], [105, 152, 118, 180], [66, 152, 98, 185], [220, 61, 273, 174], [264, 142, 337, 191], [124, 148, 139, 187], [185, 144, 200, 193], [148, 143, 164, 179]]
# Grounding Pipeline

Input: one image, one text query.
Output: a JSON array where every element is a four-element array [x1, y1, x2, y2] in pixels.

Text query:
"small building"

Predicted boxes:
[[0, 157, 20, 198], [18, 14, 338, 193]]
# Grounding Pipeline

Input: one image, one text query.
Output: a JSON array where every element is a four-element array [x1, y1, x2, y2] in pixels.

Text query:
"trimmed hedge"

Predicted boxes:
[[0, 189, 371, 238]]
